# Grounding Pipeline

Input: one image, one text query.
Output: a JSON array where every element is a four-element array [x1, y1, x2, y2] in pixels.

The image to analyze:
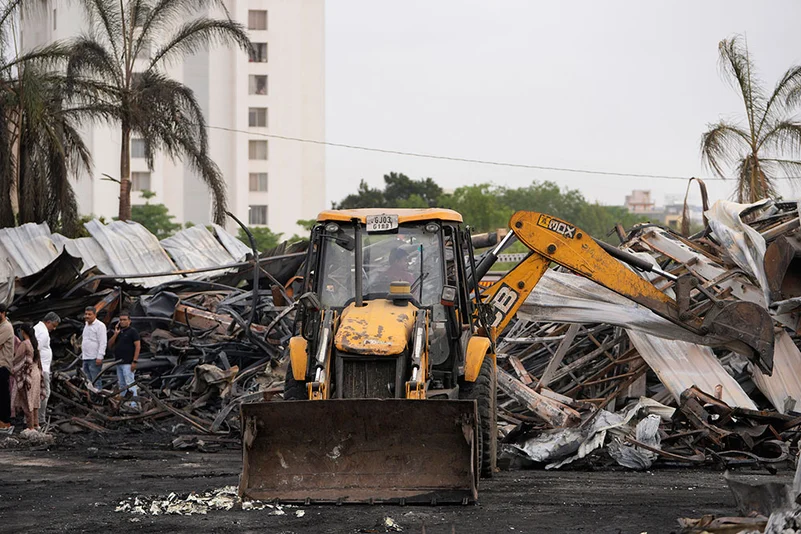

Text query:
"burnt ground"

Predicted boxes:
[[0, 435, 794, 534]]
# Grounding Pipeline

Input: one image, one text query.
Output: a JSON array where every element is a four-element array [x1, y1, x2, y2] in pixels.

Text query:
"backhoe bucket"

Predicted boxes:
[[239, 399, 479, 504]]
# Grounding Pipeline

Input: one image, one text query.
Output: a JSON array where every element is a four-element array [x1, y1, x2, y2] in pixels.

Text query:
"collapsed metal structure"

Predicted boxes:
[[496, 197, 801, 470], [0, 197, 799, 471], [0, 219, 305, 438]]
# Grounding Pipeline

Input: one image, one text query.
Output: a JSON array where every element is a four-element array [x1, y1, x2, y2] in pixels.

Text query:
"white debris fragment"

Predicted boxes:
[[384, 516, 403, 531], [271, 504, 286, 516], [295, 510, 305, 518], [116, 486, 287, 516]]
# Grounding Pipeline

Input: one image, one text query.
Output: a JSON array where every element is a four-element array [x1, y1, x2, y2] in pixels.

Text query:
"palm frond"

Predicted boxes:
[[1, 42, 73, 75], [758, 120, 801, 157], [127, 71, 227, 222], [80, 0, 123, 60], [11, 65, 91, 233], [65, 35, 123, 87], [758, 66, 801, 135], [0, 0, 23, 59], [138, 0, 234, 42], [0, 0, 23, 29], [761, 158, 801, 180], [718, 36, 765, 140], [700, 121, 751, 178], [148, 18, 250, 70]]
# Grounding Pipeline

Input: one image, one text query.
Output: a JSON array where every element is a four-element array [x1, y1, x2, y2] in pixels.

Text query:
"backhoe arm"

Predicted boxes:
[[477, 211, 774, 374]]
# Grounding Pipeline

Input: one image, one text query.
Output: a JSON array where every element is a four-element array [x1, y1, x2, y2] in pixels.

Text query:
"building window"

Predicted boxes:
[[249, 205, 268, 225], [131, 172, 151, 191], [249, 43, 267, 63], [249, 140, 268, 160], [249, 75, 267, 95], [248, 10, 267, 30], [131, 138, 146, 159], [249, 173, 268, 192], [53, 9, 57, 30], [249, 107, 268, 128]]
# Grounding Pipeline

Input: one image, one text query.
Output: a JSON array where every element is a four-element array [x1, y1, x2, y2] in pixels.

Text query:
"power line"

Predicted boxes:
[[207, 125, 800, 182]]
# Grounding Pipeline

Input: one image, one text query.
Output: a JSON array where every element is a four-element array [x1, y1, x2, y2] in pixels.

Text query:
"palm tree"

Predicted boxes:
[[65, 0, 251, 223], [701, 35, 801, 202], [0, 1, 92, 234]]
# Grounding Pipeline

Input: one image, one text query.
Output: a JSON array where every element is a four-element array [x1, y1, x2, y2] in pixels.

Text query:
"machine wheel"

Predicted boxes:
[[459, 356, 497, 478], [283, 362, 308, 400]]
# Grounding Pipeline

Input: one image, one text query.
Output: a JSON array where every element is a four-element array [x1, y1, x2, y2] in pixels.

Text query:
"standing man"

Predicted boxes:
[[34, 312, 60, 426], [81, 307, 107, 385], [108, 311, 140, 408], [0, 304, 14, 433]]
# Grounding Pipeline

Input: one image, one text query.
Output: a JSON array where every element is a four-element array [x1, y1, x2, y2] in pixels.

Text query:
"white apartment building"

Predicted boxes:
[[20, 0, 325, 237]]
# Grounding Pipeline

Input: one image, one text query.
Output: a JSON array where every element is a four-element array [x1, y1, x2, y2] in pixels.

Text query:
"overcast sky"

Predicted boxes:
[[324, 0, 801, 209]]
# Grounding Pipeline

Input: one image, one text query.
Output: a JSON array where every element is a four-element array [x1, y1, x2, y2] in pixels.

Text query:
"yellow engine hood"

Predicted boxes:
[[334, 300, 416, 356]]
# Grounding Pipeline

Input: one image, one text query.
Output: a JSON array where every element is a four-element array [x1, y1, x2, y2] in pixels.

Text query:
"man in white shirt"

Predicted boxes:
[[34, 312, 60, 426], [81, 307, 107, 385]]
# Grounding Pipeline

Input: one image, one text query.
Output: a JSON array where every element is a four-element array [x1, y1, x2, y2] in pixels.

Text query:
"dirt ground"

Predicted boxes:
[[0, 436, 794, 534]]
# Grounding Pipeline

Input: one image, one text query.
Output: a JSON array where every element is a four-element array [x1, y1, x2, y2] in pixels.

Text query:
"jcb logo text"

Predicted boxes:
[[537, 214, 576, 239]]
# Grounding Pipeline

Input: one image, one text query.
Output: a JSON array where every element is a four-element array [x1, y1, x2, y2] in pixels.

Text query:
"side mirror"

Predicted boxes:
[[440, 285, 457, 307]]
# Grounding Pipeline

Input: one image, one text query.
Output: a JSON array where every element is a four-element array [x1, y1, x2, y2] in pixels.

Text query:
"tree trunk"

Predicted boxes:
[[119, 122, 132, 220], [10, 87, 22, 224]]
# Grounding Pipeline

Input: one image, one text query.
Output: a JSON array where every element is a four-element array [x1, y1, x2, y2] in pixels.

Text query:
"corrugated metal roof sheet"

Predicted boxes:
[[627, 331, 757, 410], [751, 331, 801, 413], [0, 222, 61, 277], [161, 225, 238, 272], [518, 270, 711, 345], [51, 233, 115, 275], [84, 219, 180, 287], [213, 224, 250, 261], [0, 219, 256, 290], [518, 270, 760, 409]]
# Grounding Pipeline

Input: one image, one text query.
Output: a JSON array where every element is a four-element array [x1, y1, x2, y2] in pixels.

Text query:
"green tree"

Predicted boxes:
[[333, 173, 444, 209], [334, 179, 386, 209], [130, 190, 180, 239], [0, 1, 91, 235], [64, 0, 251, 223], [701, 35, 801, 202], [296, 218, 317, 232], [397, 194, 429, 208], [383, 172, 442, 207], [439, 184, 512, 232], [238, 227, 283, 252]]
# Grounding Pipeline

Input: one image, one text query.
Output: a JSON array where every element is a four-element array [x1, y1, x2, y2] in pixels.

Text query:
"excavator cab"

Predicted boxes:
[[240, 209, 497, 504]]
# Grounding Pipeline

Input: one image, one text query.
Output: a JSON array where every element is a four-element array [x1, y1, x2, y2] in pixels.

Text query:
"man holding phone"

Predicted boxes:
[[109, 311, 140, 409]]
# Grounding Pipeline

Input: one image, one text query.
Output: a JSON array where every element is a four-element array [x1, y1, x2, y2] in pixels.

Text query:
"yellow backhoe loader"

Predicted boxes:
[[240, 209, 774, 504]]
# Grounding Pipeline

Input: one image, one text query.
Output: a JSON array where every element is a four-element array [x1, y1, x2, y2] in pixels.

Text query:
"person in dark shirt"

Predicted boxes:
[[109, 311, 140, 409], [384, 247, 414, 284]]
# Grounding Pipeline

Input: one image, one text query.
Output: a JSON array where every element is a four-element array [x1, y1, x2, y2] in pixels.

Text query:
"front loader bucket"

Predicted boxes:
[[239, 399, 479, 504]]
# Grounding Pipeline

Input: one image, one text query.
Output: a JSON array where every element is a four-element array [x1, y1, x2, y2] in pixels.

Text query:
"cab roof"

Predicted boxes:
[[316, 208, 463, 224]]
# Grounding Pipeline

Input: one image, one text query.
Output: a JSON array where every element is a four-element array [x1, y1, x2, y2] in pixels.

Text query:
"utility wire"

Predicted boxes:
[[207, 125, 800, 182]]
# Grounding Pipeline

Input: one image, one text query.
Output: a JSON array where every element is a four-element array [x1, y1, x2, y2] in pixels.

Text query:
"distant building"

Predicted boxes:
[[624, 190, 656, 213], [20, 0, 325, 237], [623, 190, 704, 232]]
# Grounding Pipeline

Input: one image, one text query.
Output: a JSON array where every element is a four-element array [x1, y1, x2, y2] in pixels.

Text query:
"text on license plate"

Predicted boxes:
[[366, 214, 399, 232]]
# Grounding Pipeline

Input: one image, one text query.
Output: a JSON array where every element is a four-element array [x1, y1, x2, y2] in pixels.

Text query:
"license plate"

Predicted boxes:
[[366, 214, 399, 232]]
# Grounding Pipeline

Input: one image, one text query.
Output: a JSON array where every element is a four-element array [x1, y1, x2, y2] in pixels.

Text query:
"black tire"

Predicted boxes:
[[283, 362, 308, 400], [459, 356, 497, 478]]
